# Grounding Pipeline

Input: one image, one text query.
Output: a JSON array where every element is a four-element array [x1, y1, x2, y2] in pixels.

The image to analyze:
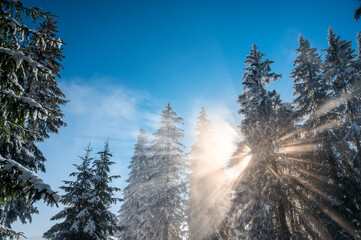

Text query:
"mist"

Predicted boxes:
[[188, 106, 249, 239]]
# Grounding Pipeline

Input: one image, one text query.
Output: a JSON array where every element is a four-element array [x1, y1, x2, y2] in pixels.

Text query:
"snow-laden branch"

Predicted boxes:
[[0, 89, 48, 116], [4, 14, 63, 49], [0, 47, 52, 74], [0, 224, 25, 240], [0, 155, 60, 204]]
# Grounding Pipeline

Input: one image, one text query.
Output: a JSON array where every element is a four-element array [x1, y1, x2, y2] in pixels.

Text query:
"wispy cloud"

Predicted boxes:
[[13, 77, 160, 239], [61, 78, 153, 142]]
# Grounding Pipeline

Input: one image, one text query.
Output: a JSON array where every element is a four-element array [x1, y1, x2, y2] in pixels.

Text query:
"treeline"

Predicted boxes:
[[115, 31, 361, 240]]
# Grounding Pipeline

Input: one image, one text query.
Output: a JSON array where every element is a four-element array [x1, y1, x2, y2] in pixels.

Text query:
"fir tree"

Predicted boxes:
[[88, 141, 121, 239], [188, 107, 222, 240], [291, 34, 326, 122], [289, 34, 338, 239], [44, 142, 121, 240], [323, 29, 361, 165], [141, 103, 187, 240], [227, 44, 293, 240], [0, 1, 66, 171], [43, 145, 95, 240], [287, 30, 361, 239], [118, 128, 149, 240], [0, 0, 66, 236], [314, 29, 361, 239]]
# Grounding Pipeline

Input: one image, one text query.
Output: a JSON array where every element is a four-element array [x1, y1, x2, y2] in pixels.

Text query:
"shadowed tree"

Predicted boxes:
[[226, 44, 293, 240]]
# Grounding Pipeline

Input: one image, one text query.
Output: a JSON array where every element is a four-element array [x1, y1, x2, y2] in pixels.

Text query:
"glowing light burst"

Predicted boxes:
[[241, 154, 252, 168], [188, 87, 361, 238], [226, 148, 252, 180], [187, 110, 247, 239]]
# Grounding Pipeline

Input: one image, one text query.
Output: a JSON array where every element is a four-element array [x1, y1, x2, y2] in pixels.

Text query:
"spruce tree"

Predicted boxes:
[[288, 30, 361, 239], [226, 44, 293, 240], [0, 0, 66, 235], [118, 128, 149, 239], [314, 29, 361, 239], [291, 35, 326, 122], [141, 103, 186, 240], [323, 29, 361, 165], [0, 1, 66, 171], [43, 145, 95, 240], [289, 34, 338, 239], [88, 141, 121, 239], [44, 142, 121, 240], [188, 107, 223, 240]]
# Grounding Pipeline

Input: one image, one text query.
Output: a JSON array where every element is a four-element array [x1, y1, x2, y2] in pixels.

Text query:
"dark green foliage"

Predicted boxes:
[[43, 145, 95, 240], [44, 142, 121, 240], [225, 44, 294, 240], [0, 0, 66, 237]]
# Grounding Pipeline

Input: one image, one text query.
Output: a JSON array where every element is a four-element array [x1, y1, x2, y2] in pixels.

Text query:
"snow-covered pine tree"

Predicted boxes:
[[44, 142, 121, 240], [314, 28, 361, 239], [141, 103, 187, 240], [291, 34, 326, 122], [0, 0, 66, 235], [288, 30, 361, 239], [87, 141, 121, 239], [0, 0, 66, 171], [226, 44, 293, 240], [188, 107, 222, 240], [43, 145, 95, 240], [289, 34, 339, 239], [327, 30, 361, 167], [118, 128, 149, 240]]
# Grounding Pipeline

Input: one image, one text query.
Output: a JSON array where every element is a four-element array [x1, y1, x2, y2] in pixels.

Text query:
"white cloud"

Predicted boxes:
[[60, 78, 155, 141]]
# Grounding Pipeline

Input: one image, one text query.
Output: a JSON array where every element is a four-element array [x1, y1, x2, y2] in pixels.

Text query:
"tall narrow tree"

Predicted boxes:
[[142, 103, 186, 240], [289, 34, 337, 239], [227, 44, 293, 240], [188, 107, 225, 240], [118, 128, 149, 239], [314, 28, 361, 239], [291, 35, 326, 122], [88, 141, 121, 239], [43, 145, 95, 240]]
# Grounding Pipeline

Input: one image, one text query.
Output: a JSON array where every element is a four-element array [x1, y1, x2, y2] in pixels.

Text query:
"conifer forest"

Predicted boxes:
[[1, 0, 361, 239]]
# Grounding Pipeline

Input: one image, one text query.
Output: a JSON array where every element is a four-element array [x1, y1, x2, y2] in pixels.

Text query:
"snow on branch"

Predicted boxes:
[[0, 155, 59, 205], [0, 224, 25, 240], [0, 89, 48, 116], [0, 47, 52, 74]]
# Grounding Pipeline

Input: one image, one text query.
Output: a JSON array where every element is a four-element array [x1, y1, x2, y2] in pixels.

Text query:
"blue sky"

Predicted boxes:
[[13, 0, 360, 238]]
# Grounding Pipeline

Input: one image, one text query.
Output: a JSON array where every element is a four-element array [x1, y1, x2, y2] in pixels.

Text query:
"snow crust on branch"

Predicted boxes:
[[0, 46, 52, 74], [0, 155, 60, 203], [1, 89, 48, 116]]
